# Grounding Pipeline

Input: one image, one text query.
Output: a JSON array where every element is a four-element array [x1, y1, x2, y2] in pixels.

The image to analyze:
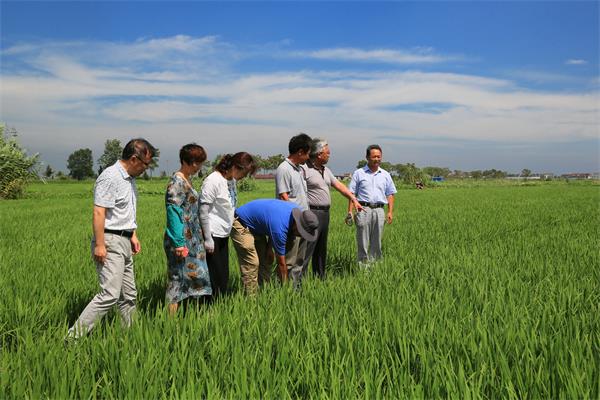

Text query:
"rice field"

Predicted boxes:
[[1, 179, 598, 398]]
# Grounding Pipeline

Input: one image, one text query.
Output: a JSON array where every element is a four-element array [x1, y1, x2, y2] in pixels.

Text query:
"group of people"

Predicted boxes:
[[67, 135, 396, 338]]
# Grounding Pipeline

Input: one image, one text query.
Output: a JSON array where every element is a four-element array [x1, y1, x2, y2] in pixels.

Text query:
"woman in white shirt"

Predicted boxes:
[[199, 152, 256, 298]]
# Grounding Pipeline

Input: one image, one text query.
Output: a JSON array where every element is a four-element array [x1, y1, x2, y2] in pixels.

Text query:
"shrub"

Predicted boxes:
[[0, 125, 39, 199], [238, 177, 258, 192]]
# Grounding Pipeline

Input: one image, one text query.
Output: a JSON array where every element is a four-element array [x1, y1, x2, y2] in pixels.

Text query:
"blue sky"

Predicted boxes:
[[1, 1, 598, 174]]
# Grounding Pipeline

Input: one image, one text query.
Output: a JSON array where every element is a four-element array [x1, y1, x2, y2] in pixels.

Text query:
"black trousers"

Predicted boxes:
[[206, 236, 230, 298], [304, 208, 330, 279]]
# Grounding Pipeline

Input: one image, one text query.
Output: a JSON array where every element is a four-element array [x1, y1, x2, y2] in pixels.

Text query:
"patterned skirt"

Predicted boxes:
[[164, 234, 212, 304]]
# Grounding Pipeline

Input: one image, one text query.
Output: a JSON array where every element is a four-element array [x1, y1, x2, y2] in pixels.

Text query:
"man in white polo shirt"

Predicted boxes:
[[348, 144, 397, 268], [275, 132, 311, 288], [67, 138, 156, 339]]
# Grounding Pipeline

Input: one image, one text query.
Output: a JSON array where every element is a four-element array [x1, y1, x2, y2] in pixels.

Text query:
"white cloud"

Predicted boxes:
[[1, 35, 237, 82], [507, 69, 585, 85], [294, 47, 457, 64], [566, 59, 588, 65], [1, 36, 598, 173]]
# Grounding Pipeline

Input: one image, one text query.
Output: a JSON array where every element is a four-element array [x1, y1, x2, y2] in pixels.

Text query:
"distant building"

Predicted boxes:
[[507, 176, 540, 180], [254, 173, 275, 180], [335, 173, 352, 181], [506, 172, 554, 180], [561, 173, 592, 180]]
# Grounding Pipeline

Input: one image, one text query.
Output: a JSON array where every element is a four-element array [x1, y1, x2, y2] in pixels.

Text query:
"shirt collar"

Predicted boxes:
[[116, 160, 132, 180], [285, 158, 301, 171], [363, 165, 380, 175], [307, 160, 324, 171]]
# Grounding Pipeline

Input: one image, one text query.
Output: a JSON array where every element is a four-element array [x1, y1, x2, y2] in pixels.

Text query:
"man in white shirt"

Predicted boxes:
[[275, 133, 311, 288], [67, 138, 156, 339]]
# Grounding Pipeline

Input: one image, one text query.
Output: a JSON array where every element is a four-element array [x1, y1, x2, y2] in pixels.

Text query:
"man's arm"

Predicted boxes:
[[92, 206, 107, 264], [276, 254, 288, 282], [347, 196, 355, 213], [130, 231, 141, 255], [269, 232, 288, 282], [275, 166, 292, 201], [347, 171, 360, 214], [332, 180, 363, 212], [386, 194, 394, 224]]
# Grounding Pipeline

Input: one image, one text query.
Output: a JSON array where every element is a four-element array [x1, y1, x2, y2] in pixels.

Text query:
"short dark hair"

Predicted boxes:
[[122, 138, 156, 161], [215, 152, 257, 176], [288, 133, 312, 155], [366, 144, 382, 158], [179, 143, 207, 165]]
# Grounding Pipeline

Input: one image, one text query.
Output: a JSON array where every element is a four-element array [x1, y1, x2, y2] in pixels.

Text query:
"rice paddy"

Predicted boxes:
[[1, 179, 598, 398]]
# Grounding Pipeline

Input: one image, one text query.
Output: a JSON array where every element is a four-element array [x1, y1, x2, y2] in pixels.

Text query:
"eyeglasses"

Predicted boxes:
[[136, 155, 151, 168]]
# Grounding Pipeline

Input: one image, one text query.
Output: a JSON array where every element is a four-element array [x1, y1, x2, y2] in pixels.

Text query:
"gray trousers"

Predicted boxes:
[[67, 234, 137, 338], [302, 208, 330, 278], [354, 207, 385, 263], [286, 236, 308, 289]]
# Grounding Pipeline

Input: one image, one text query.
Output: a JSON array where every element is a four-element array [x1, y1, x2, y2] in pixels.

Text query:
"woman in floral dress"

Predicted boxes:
[[164, 143, 211, 315]]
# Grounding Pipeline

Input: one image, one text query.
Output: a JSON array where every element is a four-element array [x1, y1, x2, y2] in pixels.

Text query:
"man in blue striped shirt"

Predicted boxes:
[[348, 144, 397, 267]]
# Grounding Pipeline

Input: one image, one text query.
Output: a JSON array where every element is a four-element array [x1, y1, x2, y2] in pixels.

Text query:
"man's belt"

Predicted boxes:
[[358, 201, 385, 208], [310, 205, 330, 211], [104, 229, 134, 238]]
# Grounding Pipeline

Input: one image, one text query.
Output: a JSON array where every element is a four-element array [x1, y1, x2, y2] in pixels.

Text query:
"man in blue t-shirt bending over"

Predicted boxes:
[[230, 199, 319, 295]]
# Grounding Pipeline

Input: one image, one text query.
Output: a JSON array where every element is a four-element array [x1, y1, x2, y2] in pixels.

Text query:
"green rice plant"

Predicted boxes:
[[0, 180, 598, 398]]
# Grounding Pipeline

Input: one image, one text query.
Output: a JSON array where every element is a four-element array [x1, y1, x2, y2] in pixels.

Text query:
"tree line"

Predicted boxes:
[[43, 137, 515, 183], [58, 142, 514, 184], [0, 125, 534, 200], [59, 139, 161, 180], [60, 143, 287, 181], [355, 160, 509, 184]]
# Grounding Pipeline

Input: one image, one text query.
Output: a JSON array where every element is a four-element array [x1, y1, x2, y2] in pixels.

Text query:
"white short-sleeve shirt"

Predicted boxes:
[[275, 158, 308, 211], [199, 171, 236, 238], [94, 161, 138, 230]]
